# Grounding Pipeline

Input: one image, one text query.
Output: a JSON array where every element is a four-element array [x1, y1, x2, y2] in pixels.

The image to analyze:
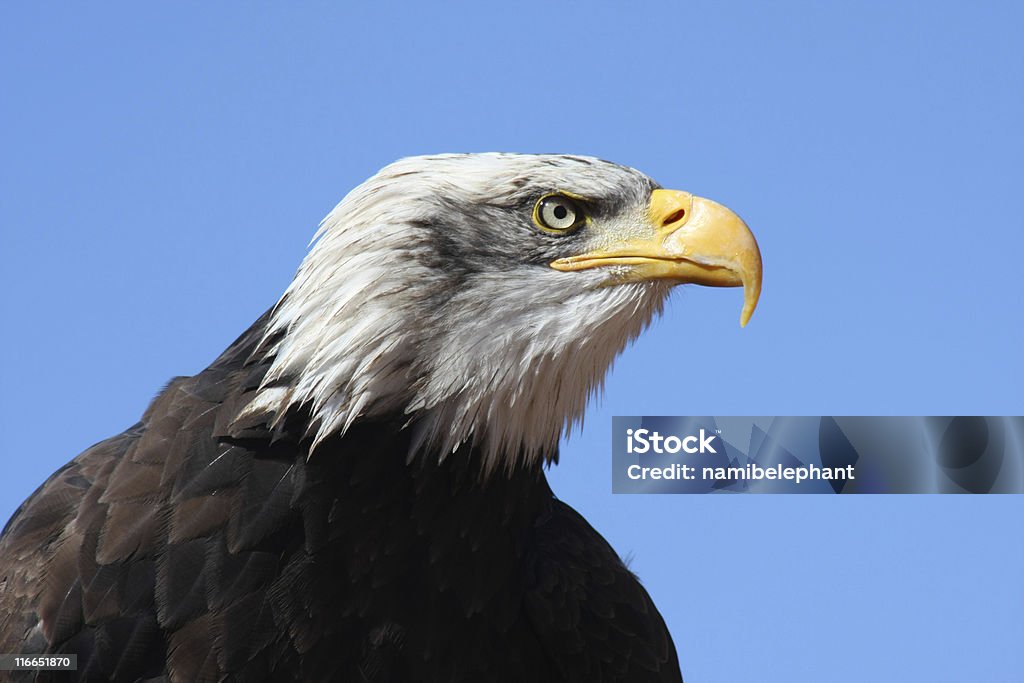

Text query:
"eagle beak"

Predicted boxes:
[[550, 189, 763, 327]]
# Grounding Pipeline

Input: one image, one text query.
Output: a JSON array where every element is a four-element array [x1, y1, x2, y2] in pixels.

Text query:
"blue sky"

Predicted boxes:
[[2, 2, 1022, 680]]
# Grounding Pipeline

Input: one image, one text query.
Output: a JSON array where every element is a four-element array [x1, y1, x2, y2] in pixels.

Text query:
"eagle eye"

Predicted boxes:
[[534, 194, 586, 233]]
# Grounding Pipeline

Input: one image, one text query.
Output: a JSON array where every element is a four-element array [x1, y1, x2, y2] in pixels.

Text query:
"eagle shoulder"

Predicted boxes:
[[523, 499, 683, 682]]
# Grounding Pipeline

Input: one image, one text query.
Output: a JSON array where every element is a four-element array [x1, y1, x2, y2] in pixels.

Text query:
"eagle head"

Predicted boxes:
[[245, 153, 761, 474]]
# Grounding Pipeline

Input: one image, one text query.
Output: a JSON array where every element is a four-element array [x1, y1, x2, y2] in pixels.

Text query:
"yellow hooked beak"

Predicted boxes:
[[550, 189, 763, 326]]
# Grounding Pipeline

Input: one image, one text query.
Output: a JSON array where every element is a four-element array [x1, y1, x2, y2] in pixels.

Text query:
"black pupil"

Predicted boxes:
[[553, 204, 569, 220]]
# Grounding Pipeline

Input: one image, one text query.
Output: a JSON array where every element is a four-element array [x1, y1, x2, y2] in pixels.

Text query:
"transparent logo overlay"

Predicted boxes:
[[612, 417, 1024, 494]]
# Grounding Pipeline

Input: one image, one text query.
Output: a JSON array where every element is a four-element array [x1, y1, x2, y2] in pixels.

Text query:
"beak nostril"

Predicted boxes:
[[663, 209, 686, 226]]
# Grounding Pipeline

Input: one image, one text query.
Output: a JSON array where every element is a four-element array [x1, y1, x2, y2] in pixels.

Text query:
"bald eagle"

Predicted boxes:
[[0, 154, 760, 682]]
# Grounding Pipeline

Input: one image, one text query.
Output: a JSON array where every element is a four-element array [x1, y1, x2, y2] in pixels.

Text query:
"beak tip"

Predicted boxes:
[[739, 281, 761, 328]]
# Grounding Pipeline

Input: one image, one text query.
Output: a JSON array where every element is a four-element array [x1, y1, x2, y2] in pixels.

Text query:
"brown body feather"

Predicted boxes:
[[0, 311, 681, 682]]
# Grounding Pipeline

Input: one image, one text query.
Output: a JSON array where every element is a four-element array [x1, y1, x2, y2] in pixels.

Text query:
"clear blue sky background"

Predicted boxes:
[[2, 2, 1021, 681]]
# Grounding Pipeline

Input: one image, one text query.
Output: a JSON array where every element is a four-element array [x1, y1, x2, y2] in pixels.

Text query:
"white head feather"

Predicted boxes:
[[247, 153, 671, 474]]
